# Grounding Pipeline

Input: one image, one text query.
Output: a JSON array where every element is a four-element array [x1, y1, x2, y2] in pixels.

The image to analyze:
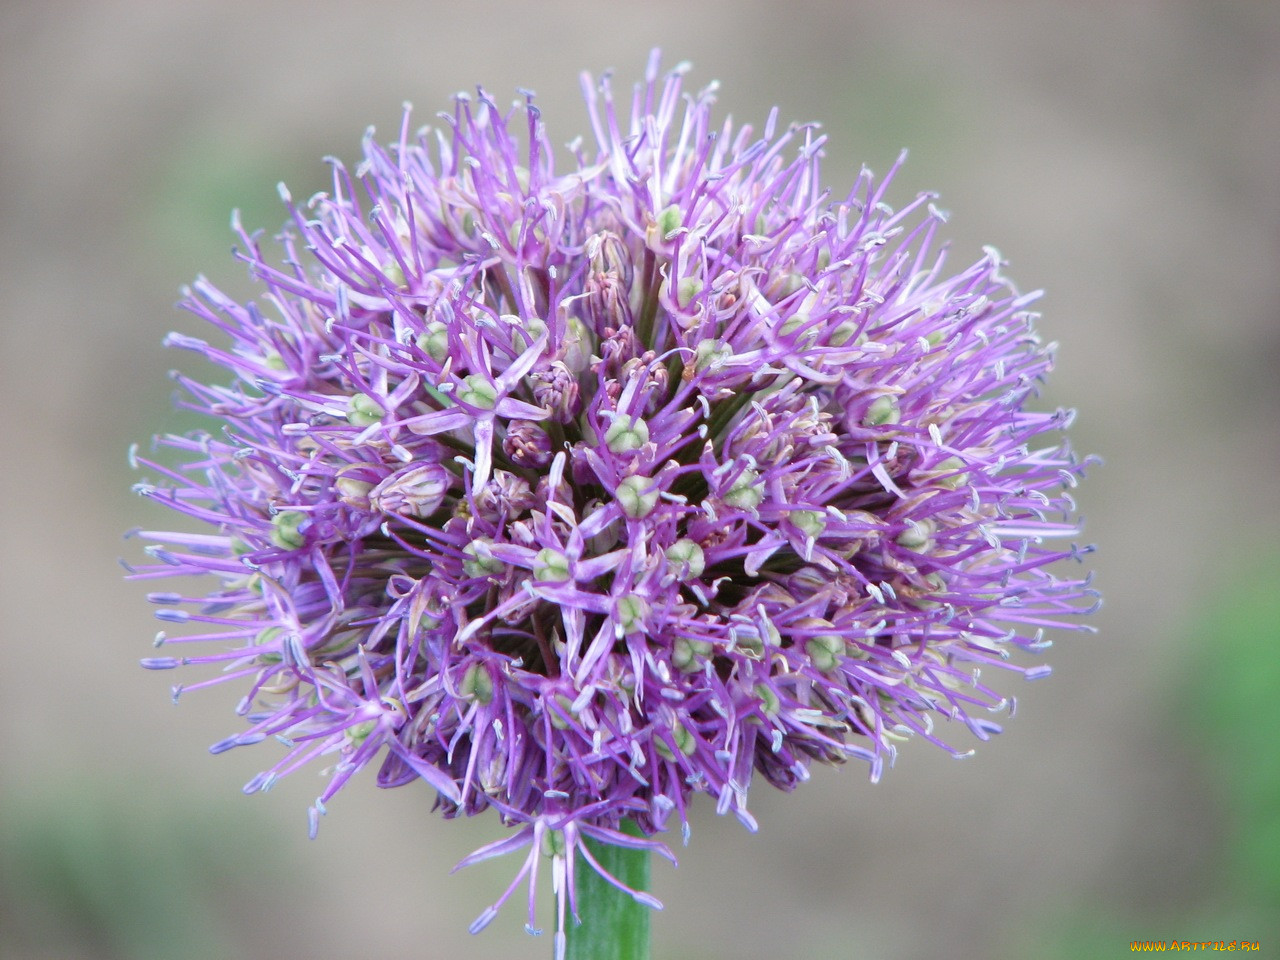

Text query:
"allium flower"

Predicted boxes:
[[130, 51, 1096, 946]]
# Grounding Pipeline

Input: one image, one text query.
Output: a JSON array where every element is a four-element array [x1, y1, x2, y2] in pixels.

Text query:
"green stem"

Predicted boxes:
[[562, 821, 651, 960], [633, 249, 663, 351]]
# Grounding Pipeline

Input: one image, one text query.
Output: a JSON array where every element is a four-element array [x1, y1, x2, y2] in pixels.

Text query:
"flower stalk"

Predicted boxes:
[[564, 821, 651, 960]]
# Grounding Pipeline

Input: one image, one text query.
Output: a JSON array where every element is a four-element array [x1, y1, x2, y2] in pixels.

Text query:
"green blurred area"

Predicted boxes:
[[0, 780, 289, 960], [142, 132, 302, 280], [1014, 553, 1280, 957]]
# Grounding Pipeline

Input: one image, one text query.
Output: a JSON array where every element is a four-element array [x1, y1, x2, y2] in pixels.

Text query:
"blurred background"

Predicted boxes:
[[2, 1, 1277, 957]]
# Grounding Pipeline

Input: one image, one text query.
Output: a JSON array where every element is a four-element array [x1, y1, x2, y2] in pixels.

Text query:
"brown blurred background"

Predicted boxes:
[[3, 2, 1278, 958]]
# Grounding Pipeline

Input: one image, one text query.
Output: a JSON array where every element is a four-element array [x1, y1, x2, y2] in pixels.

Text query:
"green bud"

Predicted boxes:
[[457, 374, 498, 410], [789, 509, 827, 539], [775, 272, 805, 299], [733, 619, 779, 658], [541, 827, 567, 858], [723, 468, 764, 510], [263, 350, 287, 371], [416, 321, 449, 362], [604, 415, 650, 454], [665, 539, 706, 580], [533, 548, 571, 583], [380, 260, 405, 288], [780, 312, 815, 345], [459, 662, 494, 704], [616, 474, 659, 519], [676, 276, 704, 309], [615, 594, 648, 635], [693, 339, 732, 374], [863, 394, 900, 427], [507, 314, 548, 352], [462, 538, 503, 578], [654, 720, 696, 761], [933, 456, 968, 490], [335, 468, 376, 508], [558, 315, 592, 374], [905, 572, 948, 610], [735, 632, 764, 658], [656, 204, 682, 240], [269, 510, 307, 550], [346, 392, 385, 427], [253, 626, 284, 647], [755, 683, 781, 717], [895, 519, 934, 551], [829, 321, 860, 347], [512, 165, 532, 195], [805, 632, 845, 673], [671, 636, 713, 673], [547, 694, 575, 730], [345, 718, 378, 746]]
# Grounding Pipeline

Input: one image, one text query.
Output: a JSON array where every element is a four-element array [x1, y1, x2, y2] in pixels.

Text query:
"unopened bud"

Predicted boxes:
[[587, 231, 631, 280], [458, 374, 498, 410], [370, 462, 450, 517], [604, 415, 650, 454], [789, 509, 826, 539], [503, 420, 553, 468], [723, 468, 764, 510], [459, 662, 494, 704], [754, 683, 781, 717], [801, 619, 845, 673], [616, 475, 659, 519], [671, 636, 713, 673], [692, 339, 732, 375], [558, 316, 593, 374], [895, 519, 934, 551], [863, 395, 900, 427], [269, 510, 307, 550], [665, 539, 706, 580], [533, 548, 571, 583], [473, 472, 534, 523], [676, 276, 704, 309], [655, 204, 682, 242], [416, 321, 449, 362], [462, 538, 504, 578], [540, 827, 567, 858], [530, 362, 580, 423], [347, 392, 385, 427], [335, 463, 382, 509], [615, 594, 649, 635], [654, 719, 696, 760]]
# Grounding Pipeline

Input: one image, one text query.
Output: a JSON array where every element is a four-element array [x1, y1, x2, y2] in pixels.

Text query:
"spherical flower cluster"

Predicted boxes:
[[131, 52, 1096, 942]]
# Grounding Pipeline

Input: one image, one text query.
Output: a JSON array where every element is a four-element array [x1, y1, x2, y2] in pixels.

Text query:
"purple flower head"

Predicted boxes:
[[129, 50, 1097, 945]]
